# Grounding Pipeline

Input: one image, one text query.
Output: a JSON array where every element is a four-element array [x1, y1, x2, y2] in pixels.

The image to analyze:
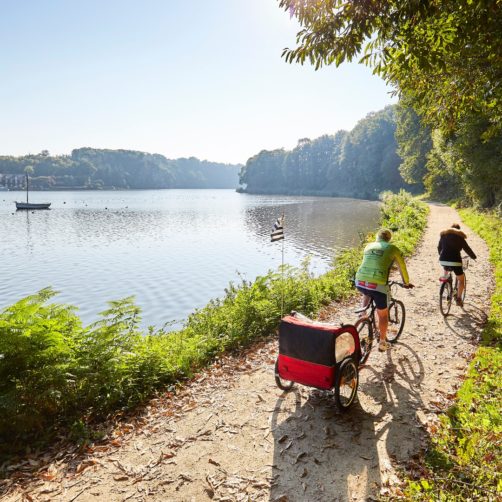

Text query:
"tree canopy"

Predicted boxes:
[[280, 0, 502, 207], [280, 0, 502, 137]]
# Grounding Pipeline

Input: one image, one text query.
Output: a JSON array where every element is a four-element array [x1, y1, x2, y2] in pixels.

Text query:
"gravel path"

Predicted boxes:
[[3, 203, 492, 502]]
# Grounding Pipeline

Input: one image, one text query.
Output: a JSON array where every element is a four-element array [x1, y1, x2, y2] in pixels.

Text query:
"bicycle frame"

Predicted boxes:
[[354, 281, 407, 362], [439, 256, 468, 316], [357, 281, 401, 329]]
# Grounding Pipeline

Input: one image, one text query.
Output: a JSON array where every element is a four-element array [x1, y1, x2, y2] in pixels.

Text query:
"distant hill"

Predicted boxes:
[[0, 148, 241, 190], [239, 105, 414, 200]]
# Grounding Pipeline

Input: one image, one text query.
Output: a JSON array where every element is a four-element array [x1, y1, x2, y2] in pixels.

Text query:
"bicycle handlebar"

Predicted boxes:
[[389, 281, 414, 289], [352, 278, 414, 288]]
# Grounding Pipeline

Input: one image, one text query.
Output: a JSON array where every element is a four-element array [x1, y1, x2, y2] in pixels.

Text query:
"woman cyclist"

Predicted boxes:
[[438, 223, 477, 307]]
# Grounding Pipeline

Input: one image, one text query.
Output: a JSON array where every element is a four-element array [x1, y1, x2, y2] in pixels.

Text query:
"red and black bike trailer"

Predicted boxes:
[[274, 314, 361, 410]]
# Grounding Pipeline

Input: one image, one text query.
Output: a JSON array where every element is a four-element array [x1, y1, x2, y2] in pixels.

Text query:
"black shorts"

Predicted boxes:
[[444, 266, 464, 276], [356, 286, 388, 309]]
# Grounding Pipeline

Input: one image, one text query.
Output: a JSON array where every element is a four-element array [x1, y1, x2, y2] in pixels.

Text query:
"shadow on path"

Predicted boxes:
[[269, 342, 426, 501], [443, 302, 488, 341]]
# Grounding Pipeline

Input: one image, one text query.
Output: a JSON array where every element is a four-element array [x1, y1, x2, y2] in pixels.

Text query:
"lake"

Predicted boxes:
[[0, 190, 379, 328]]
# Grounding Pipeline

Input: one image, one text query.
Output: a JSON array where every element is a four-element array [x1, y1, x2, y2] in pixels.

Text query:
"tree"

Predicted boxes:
[[279, 0, 502, 137], [395, 100, 432, 188]]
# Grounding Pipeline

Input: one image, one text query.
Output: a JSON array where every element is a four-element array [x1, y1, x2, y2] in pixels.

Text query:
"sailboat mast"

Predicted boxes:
[[26, 174, 29, 203]]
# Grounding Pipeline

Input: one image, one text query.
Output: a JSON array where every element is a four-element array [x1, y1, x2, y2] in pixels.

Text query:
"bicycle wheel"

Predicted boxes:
[[387, 299, 405, 343], [274, 358, 294, 391], [354, 317, 373, 364], [439, 281, 452, 316], [334, 357, 358, 411], [461, 274, 467, 302]]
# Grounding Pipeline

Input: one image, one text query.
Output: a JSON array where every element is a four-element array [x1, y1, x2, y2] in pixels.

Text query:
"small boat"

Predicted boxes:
[[0, 186, 9, 191], [15, 173, 51, 210], [15, 201, 51, 210]]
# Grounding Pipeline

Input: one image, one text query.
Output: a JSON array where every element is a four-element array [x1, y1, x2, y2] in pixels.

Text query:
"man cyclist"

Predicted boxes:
[[438, 223, 476, 307], [355, 228, 413, 352]]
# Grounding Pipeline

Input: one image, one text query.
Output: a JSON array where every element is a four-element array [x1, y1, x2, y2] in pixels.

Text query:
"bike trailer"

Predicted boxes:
[[277, 315, 360, 390]]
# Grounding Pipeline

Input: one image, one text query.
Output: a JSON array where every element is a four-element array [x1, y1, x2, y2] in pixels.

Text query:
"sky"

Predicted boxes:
[[0, 0, 397, 165]]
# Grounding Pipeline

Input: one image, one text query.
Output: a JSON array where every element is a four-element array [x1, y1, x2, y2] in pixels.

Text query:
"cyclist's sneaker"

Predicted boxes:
[[378, 340, 391, 352], [455, 297, 464, 307]]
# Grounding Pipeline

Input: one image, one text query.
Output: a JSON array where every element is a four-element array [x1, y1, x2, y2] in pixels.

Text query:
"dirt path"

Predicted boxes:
[[3, 203, 493, 502]]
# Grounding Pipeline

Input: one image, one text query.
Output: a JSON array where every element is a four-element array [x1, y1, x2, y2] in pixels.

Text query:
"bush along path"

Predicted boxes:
[[0, 201, 492, 501]]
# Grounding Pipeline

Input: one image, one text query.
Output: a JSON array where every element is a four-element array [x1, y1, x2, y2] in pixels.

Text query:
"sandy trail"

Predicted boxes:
[[3, 203, 492, 502]]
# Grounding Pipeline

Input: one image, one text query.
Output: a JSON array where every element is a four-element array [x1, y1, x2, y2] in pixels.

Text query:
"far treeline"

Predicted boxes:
[[239, 105, 411, 201], [0, 148, 241, 190]]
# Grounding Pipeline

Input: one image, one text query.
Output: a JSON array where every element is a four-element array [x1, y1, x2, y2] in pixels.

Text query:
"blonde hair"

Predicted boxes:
[[377, 228, 392, 242]]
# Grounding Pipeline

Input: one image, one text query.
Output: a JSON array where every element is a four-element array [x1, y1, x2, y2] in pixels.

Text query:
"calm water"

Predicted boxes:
[[0, 190, 379, 328]]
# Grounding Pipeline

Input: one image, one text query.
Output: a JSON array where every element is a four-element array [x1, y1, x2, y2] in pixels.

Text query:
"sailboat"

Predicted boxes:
[[15, 174, 51, 210]]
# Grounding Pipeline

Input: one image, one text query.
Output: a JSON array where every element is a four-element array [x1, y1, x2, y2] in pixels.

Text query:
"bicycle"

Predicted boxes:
[[353, 281, 407, 364], [439, 256, 469, 316]]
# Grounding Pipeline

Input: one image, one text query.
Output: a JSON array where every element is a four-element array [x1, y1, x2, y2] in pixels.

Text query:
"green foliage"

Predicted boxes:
[[0, 288, 82, 436], [379, 190, 429, 256], [395, 103, 502, 208], [240, 106, 411, 198], [280, 0, 502, 137], [424, 118, 502, 208], [402, 209, 501, 500], [459, 211, 501, 346], [395, 100, 432, 188], [0, 149, 241, 190], [423, 129, 464, 203], [280, 1, 502, 208], [0, 192, 427, 458]]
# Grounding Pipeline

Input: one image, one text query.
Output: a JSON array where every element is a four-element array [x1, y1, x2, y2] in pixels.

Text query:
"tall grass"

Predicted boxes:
[[0, 191, 428, 456], [403, 209, 501, 500]]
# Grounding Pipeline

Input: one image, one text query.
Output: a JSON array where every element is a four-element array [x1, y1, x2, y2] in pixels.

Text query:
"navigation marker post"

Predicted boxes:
[[271, 214, 285, 317]]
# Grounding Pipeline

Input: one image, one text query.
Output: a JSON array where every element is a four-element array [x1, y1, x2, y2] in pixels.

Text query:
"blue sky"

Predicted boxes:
[[0, 0, 397, 164]]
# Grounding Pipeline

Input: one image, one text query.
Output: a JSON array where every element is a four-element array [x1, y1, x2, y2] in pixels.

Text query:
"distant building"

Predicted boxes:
[[0, 174, 25, 189]]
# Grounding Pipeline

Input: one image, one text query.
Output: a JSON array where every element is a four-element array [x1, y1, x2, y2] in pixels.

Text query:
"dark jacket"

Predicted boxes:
[[437, 228, 477, 264]]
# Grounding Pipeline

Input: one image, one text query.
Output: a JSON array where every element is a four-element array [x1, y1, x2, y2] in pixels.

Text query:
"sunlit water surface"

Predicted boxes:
[[0, 190, 379, 328]]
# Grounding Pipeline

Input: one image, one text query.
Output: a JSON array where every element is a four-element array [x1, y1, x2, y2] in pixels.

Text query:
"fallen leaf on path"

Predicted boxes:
[[39, 464, 58, 481]]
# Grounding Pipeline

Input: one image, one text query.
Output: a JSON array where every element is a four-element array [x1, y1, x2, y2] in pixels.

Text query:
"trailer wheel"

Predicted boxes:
[[334, 357, 358, 411], [274, 358, 294, 391]]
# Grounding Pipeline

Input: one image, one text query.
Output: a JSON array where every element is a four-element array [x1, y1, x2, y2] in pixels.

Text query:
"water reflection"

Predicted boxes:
[[244, 196, 379, 263], [0, 190, 379, 328]]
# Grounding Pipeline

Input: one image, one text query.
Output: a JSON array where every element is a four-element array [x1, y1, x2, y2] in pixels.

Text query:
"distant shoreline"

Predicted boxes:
[[237, 187, 384, 202], [4, 186, 241, 192]]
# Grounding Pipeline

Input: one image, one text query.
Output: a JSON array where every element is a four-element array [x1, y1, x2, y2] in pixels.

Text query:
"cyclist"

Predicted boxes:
[[355, 228, 414, 352], [438, 223, 477, 307]]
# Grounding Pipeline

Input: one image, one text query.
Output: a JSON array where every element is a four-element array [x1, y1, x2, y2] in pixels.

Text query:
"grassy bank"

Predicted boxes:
[[0, 191, 428, 460], [403, 209, 501, 500]]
